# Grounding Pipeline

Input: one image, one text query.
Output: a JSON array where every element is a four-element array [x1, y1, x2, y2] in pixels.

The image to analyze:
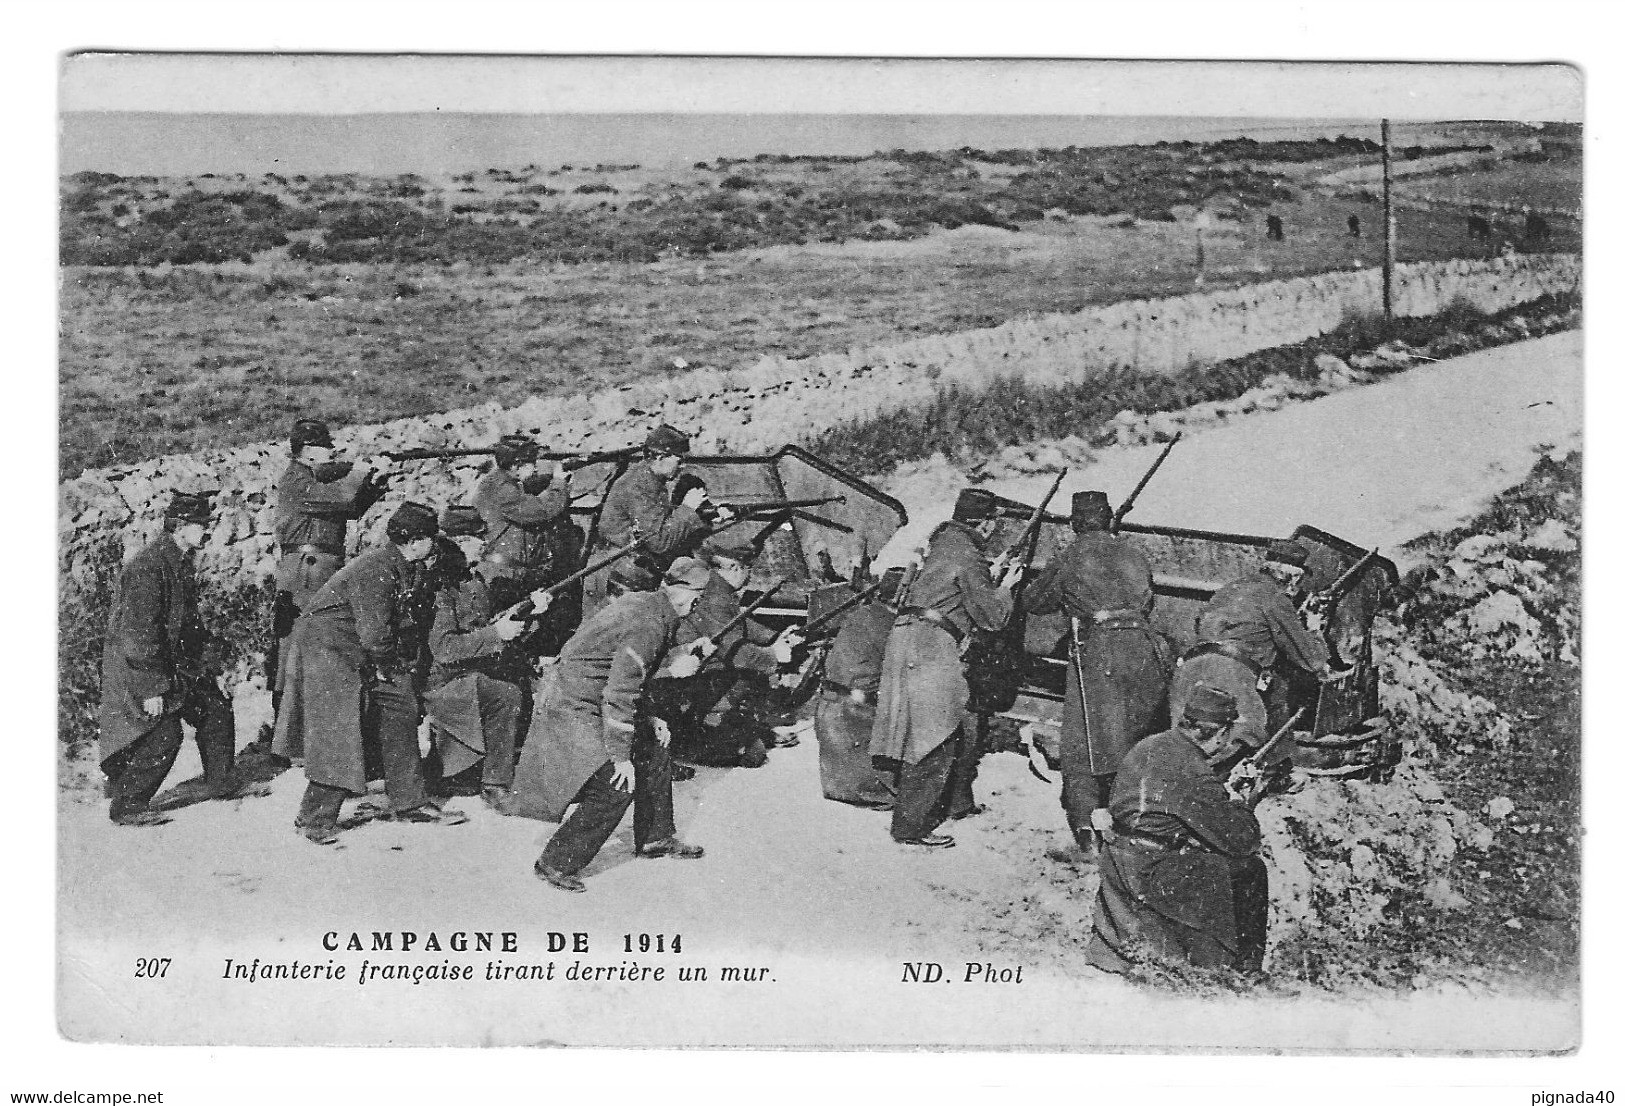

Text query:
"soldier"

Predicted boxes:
[[472, 433, 575, 625], [871, 489, 1022, 849], [1087, 683, 1269, 976], [1023, 490, 1172, 854], [585, 424, 714, 612], [1170, 538, 1336, 751], [509, 557, 714, 893], [98, 492, 263, 827], [269, 419, 386, 708], [814, 568, 905, 809], [273, 502, 469, 845], [423, 505, 553, 813]]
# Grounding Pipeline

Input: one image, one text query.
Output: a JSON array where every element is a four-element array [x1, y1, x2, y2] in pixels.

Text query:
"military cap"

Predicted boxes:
[[1182, 683, 1240, 725], [1265, 539, 1311, 569], [700, 536, 757, 568], [439, 505, 487, 538], [1071, 490, 1113, 531], [291, 419, 334, 450], [492, 433, 540, 468], [385, 501, 439, 542], [952, 487, 1000, 523], [645, 424, 692, 456], [164, 491, 213, 526], [877, 566, 907, 605], [662, 556, 710, 590]]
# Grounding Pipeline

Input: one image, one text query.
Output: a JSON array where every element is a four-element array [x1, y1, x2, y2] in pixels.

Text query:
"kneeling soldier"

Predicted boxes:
[[1087, 684, 1269, 976], [424, 505, 552, 813], [509, 557, 714, 892], [274, 502, 469, 845], [99, 492, 261, 826], [814, 568, 905, 809]]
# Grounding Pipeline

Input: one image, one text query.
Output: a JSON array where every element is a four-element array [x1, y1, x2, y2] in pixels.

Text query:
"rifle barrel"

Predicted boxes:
[[801, 581, 884, 637], [386, 446, 496, 463], [506, 538, 646, 621], [720, 495, 846, 514], [1111, 432, 1183, 531]]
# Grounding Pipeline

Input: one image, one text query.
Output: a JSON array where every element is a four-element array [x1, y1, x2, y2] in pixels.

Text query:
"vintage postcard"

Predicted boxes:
[[56, 54, 1583, 1051]]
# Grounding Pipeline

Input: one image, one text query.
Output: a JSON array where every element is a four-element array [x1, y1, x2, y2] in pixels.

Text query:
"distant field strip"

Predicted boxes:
[[60, 253, 1578, 600]]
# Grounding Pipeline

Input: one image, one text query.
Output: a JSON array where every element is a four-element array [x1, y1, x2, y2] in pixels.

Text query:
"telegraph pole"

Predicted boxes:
[[1381, 118, 1395, 322]]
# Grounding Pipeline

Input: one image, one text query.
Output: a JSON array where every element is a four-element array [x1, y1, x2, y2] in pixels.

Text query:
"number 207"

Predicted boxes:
[[134, 957, 171, 978]]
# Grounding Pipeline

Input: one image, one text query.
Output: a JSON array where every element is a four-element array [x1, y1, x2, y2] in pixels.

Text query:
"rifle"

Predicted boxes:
[[1227, 706, 1308, 804], [967, 471, 1066, 716], [800, 580, 884, 640], [1303, 547, 1381, 615], [384, 446, 497, 463], [1110, 431, 1183, 532], [681, 579, 788, 673], [993, 470, 1067, 583], [539, 445, 643, 471], [496, 538, 646, 623]]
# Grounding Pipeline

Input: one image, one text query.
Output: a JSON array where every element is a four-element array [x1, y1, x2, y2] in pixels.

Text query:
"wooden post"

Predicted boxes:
[[1381, 118, 1396, 322]]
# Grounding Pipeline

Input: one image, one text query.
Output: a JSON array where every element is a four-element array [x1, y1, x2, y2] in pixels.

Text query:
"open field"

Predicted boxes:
[[60, 141, 1578, 477], [1397, 156, 1583, 215]]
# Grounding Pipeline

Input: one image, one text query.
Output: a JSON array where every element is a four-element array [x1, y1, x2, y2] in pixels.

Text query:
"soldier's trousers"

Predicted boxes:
[[1061, 771, 1118, 852], [539, 729, 677, 876], [890, 723, 981, 841], [104, 681, 237, 822], [361, 672, 431, 813]]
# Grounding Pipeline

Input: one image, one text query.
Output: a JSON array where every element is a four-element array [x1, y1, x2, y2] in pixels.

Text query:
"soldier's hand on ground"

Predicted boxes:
[[609, 759, 636, 793], [1089, 807, 1117, 842], [141, 695, 165, 718], [771, 628, 803, 665], [666, 647, 705, 679], [681, 486, 709, 511], [494, 613, 527, 642], [651, 717, 672, 748], [527, 587, 553, 614]]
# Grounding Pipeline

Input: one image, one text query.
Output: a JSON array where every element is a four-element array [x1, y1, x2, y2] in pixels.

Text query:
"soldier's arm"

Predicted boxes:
[[1265, 590, 1331, 673], [1019, 557, 1065, 616], [352, 564, 400, 664], [427, 589, 505, 667], [958, 562, 1015, 633], [289, 465, 371, 518], [494, 480, 569, 528], [1174, 775, 1264, 857], [119, 558, 174, 698], [600, 619, 666, 761], [627, 481, 708, 557]]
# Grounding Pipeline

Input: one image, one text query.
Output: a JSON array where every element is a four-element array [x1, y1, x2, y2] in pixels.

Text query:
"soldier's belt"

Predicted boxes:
[[1115, 829, 1201, 854], [897, 606, 967, 646], [1178, 639, 1265, 677], [294, 543, 344, 558], [820, 680, 874, 706], [1090, 608, 1149, 631]]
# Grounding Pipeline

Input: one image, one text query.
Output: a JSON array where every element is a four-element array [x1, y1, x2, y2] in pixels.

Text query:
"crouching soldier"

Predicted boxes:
[[814, 568, 905, 809], [1087, 684, 1269, 976], [423, 506, 551, 813], [871, 489, 1022, 848], [1170, 538, 1337, 753], [656, 537, 802, 768], [1023, 490, 1172, 854], [508, 557, 714, 892], [98, 492, 264, 827], [274, 502, 469, 845]]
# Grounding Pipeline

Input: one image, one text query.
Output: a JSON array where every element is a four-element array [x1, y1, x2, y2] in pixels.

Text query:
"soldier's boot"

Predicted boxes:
[[637, 837, 705, 859], [894, 833, 955, 849], [534, 861, 587, 893], [112, 810, 173, 829]]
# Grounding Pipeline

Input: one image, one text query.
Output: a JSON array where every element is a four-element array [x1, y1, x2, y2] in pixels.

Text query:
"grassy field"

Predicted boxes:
[[1398, 156, 1583, 214], [59, 139, 1581, 477]]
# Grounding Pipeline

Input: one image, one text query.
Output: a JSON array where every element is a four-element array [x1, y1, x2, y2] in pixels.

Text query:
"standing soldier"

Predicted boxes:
[[1087, 684, 1269, 976], [585, 424, 714, 612], [269, 419, 386, 709], [814, 568, 905, 809], [273, 502, 468, 845], [423, 505, 552, 813], [871, 489, 1021, 849], [1170, 538, 1336, 750], [1023, 490, 1172, 854], [472, 433, 577, 651], [655, 537, 802, 768], [509, 557, 714, 893], [98, 492, 262, 827]]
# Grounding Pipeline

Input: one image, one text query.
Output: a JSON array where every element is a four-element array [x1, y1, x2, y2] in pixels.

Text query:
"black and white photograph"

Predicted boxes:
[[38, 35, 1600, 1076]]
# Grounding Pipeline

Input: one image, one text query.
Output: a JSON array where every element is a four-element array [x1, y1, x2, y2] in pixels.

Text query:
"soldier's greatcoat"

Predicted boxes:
[[472, 468, 571, 588], [590, 462, 709, 596], [1087, 728, 1268, 974], [1024, 531, 1171, 778], [424, 569, 524, 779], [871, 522, 1012, 765], [1196, 573, 1330, 674], [273, 543, 416, 793], [507, 590, 683, 821], [273, 460, 375, 604], [815, 600, 898, 807], [98, 533, 209, 761]]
